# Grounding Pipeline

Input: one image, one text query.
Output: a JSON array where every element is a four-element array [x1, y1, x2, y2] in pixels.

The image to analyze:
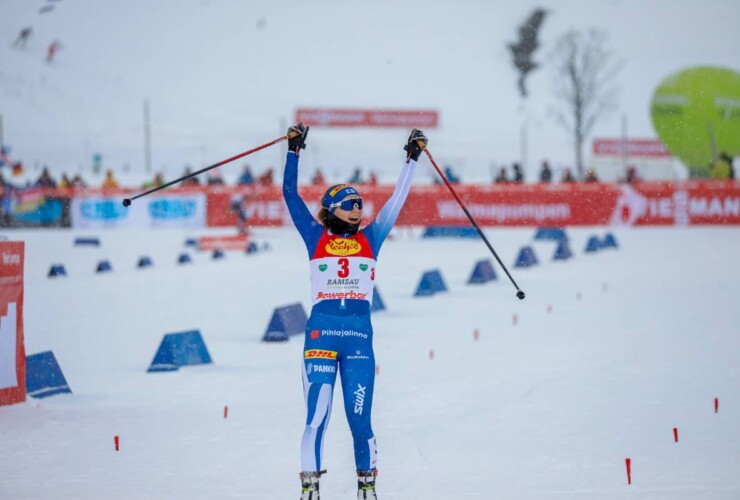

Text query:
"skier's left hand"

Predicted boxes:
[[403, 129, 428, 161]]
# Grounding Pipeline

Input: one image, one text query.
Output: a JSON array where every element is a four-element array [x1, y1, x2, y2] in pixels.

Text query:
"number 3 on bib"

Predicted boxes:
[[338, 258, 349, 278]]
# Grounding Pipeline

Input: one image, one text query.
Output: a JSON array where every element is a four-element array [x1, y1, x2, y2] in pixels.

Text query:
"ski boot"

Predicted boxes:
[[357, 469, 378, 499], [299, 470, 325, 500]]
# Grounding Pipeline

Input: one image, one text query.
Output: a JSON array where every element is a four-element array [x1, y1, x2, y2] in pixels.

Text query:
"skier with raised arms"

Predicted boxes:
[[283, 123, 427, 500]]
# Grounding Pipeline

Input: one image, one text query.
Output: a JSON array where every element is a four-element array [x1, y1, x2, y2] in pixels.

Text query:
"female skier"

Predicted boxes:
[[283, 123, 427, 500]]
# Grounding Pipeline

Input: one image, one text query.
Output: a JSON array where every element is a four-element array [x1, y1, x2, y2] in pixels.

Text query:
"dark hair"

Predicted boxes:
[[318, 207, 330, 227]]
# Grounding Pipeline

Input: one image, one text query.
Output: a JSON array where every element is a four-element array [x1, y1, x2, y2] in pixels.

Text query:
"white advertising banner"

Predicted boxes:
[[71, 194, 207, 229]]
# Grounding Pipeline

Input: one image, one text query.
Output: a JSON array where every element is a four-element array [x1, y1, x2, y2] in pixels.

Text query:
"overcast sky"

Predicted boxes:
[[1, 0, 738, 182]]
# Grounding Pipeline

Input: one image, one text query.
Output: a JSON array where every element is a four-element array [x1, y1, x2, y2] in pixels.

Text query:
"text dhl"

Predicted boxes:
[[325, 238, 361, 256], [304, 349, 338, 360]]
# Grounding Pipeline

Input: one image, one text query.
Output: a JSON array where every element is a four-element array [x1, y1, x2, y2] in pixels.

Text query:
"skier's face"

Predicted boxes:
[[332, 195, 363, 225]]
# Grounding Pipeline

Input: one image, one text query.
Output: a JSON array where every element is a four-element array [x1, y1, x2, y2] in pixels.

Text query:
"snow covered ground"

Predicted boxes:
[[1, 225, 739, 499]]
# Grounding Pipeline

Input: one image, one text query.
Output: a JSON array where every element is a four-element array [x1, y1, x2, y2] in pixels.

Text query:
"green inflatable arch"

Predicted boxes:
[[651, 66, 740, 177]]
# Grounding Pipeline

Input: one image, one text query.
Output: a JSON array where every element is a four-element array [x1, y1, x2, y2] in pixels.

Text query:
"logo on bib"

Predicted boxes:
[[325, 238, 361, 256], [359, 264, 368, 271], [318, 264, 328, 272]]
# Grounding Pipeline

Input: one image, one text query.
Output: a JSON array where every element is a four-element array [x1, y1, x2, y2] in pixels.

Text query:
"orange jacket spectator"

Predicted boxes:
[[102, 169, 119, 189]]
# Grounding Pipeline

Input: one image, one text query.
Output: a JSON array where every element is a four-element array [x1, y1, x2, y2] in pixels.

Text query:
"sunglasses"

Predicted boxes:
[[330, 198, 363, 211]]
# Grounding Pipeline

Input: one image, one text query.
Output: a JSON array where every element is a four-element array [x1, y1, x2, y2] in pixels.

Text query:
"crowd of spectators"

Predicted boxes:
[[1, 154, 737, 195]]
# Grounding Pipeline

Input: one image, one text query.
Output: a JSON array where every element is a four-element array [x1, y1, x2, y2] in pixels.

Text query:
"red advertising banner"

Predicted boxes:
[[52, 181, 740, 230], [295, 108, 439, 128], [205, 181, 740, 228], [593, 138, 672, 158], [0, 241, 26, 407]]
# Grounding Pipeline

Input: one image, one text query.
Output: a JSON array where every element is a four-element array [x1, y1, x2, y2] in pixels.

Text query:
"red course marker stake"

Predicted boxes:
[[114, 435, 120, 452], [546, 305, 553, 314], [673, 427, 678, 442], [512, 314, 518, 326], [625, 458, 631, 485], [375, 364, 380, 376], [715, 397, 719, 413], [473, 329, 479, 341], [224, 406, 229, 419], [429, 349, 434, 360]]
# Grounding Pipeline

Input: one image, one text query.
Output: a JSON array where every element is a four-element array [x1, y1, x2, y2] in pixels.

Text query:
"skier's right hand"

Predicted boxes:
[[403, 129, 428, 161], [287, 123, 309, 153]]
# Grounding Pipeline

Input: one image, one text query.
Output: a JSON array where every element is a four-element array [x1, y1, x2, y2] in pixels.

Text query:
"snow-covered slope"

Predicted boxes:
[[1, 226, 738, 499]]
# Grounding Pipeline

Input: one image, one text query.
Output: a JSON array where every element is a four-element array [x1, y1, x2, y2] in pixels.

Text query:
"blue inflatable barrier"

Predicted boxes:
[[212, 249, 225, 260], [178, 253, 192, 264], [137, 256, 154, 268], [147, 330, 213, 372], [74, 237, 100, 247], [514, 246, 538, 268], [414, 269, 448, 297], [246, 242, 259, 254], [26, 351, 72, 398], [422, 226, 478, 238], [371, 287, 386, 312], [262, 303, 308, 342], [585, 236, 601, 253], [534, 227, 568, 241], [48, 264, 67, 278], [602, 233, 619, 249], [96, 260, 112, 273], [184, 238, 198, 247], [468, 259, 497, 284], [553, 240, 573, 261]]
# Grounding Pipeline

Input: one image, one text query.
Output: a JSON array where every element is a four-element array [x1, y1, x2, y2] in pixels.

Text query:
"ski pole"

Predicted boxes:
[[421, 145, 526, 300], [122, 132, 299, 207]]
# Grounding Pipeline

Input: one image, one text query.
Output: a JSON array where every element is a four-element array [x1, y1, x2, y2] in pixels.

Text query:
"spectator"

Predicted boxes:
[[13, 27, 32, 49], [207, 173, 225, 185], [237, 164, 254, 185], [142, 172, 164, 189], [180, 166, 200, 187], [35, 167, 57, 188], [368, 171, 378, 186], [512, 163, 524, 183], [561, 168, 576, 183], [59, 174, 73, 188], [584, 169, 599, 183], [71, 175, 87, 188], [0, 173, 12, 226], [444, 166, 460, 184], [101, 169, 119, 189], [312, 168, 325, 185], [46, 40, 60, 63], [494, 166, 509, 184], [0, 172, 13, 193], [711, 152, 735, 180], [257, 167, 274, 186], [539, 161, 552, 183], [623, 166, 640, 184], [348, 167, 363, 184]]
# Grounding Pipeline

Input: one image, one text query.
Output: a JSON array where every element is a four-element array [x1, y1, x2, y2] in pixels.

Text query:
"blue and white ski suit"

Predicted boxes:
[[283, 151, 416, 472]]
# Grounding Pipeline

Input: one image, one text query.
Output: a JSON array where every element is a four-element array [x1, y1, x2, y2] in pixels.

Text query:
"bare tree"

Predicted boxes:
[[550, 29, 621, 178]]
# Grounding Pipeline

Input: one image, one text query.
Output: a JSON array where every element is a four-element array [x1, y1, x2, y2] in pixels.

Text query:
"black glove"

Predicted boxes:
[[287, 123, 309, 153], [403, 129, 428, 161]]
